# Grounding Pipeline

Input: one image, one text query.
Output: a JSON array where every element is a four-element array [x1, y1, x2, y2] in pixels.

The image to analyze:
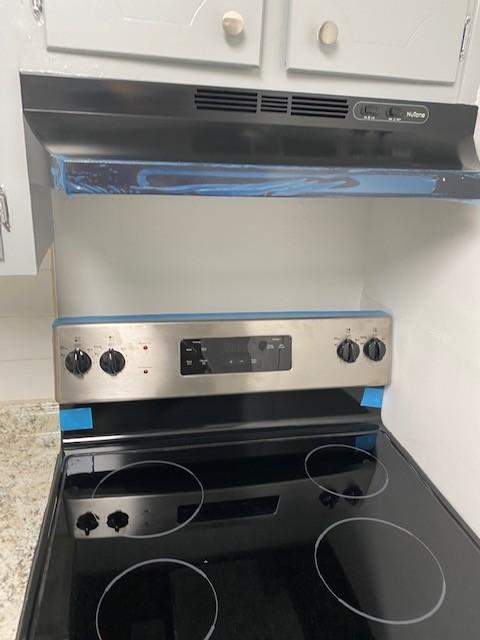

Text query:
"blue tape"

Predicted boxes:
[[361, 387, 384, 409], [53, 310, 388, 326], [355, 433, 378, 451], [60, 407, 93, 432]]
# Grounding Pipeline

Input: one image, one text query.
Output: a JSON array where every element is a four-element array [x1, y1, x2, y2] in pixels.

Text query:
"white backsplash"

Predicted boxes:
[[52, 194, 370, 317], [0, 250, 55, 402]]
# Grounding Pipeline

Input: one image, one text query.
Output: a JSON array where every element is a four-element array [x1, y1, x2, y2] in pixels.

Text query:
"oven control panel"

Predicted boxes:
[[54, 314, 392, 404]]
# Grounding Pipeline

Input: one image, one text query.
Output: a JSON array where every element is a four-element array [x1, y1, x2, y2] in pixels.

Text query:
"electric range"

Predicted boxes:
[[18, 313, 480, 639]]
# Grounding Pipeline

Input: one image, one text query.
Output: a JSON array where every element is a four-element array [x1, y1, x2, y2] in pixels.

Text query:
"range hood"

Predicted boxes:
[[21, 74, 480, 199]]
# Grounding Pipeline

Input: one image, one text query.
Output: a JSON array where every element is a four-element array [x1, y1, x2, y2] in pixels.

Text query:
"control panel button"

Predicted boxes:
[[100, 349, 126, 375], [65, 348, 92, 377], [362, 104, 378, 117], [388, 106, 403, 118], [337, 339, 360, 364], [364, 338, 387, 362]]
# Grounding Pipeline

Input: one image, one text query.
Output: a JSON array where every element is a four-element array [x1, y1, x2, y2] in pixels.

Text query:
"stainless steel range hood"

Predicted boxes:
[[21, 74, 480, 199]]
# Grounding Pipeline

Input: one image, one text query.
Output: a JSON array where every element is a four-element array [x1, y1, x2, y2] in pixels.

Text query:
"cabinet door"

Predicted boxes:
[[44, 0, 265, 68], [0, 0, 53, 275], [287, 0, 470, 83]]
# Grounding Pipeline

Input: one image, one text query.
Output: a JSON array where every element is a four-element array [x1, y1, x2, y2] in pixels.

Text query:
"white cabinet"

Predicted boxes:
[[286, 0, 470, 84], [0, 0, 53, 275], [43, 0, 265, 68]]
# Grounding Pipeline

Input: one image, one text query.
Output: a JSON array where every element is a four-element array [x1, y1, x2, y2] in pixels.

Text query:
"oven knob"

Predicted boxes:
[[107, 510, 129, 533], [364, 338, 387, 362], [319, 492, 339, 510], [344, 485, 364, 505], [65, 348, 92, 376], [337, 339, 360, 363], [100, 349, 126, 375], [76, 512, 99, 536]]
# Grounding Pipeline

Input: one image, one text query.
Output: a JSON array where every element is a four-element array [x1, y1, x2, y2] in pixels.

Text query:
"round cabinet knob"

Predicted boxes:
[[65, 348, 92, 376], [364, 338, 387, 362], [222, 10, 245, 36], [318, 20, 339, 45], [337, 339, 360, 364], [100, 349, 126, 376]]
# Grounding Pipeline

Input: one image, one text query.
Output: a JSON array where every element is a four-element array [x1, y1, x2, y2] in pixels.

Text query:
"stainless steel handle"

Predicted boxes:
[[0, 188, 11, 233], [31, 0, 43, 20]]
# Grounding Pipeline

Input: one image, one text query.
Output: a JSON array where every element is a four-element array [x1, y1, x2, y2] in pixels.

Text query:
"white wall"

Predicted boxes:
[[0, 250, 55, 401], [4, 193, 480, 541], [362, 198, 480, 534], [53, 194, 370, 317]]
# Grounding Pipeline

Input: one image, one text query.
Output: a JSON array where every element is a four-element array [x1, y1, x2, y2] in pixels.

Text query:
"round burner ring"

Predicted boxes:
[[314, 517, 447, 625], [304, 444, 389, 499], [95, 558, 219, 640], [91, 459, 205, 539]]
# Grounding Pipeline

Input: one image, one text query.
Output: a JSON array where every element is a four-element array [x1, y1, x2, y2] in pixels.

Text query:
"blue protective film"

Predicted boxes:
[[51, 157, 480, 199]]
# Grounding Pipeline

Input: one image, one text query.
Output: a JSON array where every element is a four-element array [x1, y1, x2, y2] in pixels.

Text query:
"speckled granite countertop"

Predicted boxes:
[[0, 402, 59, 640]]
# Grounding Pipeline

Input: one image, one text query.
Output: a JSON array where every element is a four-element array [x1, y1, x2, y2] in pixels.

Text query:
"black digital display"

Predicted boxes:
[[180, 336, 292, 376], [224, 342, 248, 354]]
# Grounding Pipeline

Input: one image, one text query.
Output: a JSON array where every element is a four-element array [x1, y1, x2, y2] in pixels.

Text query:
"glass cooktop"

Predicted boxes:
[[23, 428, 480, 640]]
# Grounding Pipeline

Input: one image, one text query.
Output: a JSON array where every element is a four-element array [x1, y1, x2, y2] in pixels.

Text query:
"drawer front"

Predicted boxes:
[[287, 0, 470, 84], [44, 0, 265, 68]]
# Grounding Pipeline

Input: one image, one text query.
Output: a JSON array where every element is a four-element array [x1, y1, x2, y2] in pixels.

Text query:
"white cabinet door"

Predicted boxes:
[[287, 0, 470, 83], [0, 0, 53, 275], [44, 0, 265, 68]]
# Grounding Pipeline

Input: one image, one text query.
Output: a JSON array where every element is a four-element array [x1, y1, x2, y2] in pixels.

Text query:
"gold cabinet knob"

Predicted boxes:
[[318, 21, 339, 45]]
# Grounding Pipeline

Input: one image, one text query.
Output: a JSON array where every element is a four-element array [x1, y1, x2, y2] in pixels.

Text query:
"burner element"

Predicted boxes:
[[305, 444, 389, 500], [314, 517, 447, 625], [91, 460, 205, 539], [95, 559, 219, 640], [76, 512, 99, 536]]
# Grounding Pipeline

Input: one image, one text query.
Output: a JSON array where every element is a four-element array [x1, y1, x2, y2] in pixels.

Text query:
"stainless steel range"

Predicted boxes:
[[18, 312, 480, 639]]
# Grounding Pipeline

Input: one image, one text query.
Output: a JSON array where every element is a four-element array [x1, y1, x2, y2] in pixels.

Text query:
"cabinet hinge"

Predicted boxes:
[[0, 188, 11, 233], [460, 16, 471, 61]]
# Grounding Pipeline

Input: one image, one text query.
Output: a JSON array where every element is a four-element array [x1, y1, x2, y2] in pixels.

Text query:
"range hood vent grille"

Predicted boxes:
[[194, 88, 348, 119], [194, 88, 258, 113], [291, 95, 349, 119], [260, 94, 289, 114]]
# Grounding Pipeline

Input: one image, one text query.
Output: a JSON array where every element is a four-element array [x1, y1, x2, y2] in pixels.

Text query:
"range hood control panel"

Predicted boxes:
[[54, 315, 392, 404], [354, 101, 429, 124]]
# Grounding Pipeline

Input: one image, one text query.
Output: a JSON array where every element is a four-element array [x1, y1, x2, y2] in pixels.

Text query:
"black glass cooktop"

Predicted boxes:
[[23, 427, 480, 640]]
